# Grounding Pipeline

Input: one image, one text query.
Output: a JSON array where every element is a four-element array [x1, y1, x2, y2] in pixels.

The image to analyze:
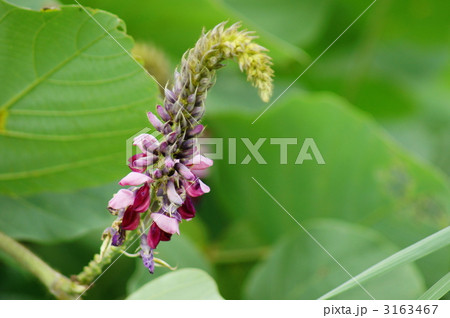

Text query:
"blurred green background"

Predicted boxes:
[[0, 0, 448, 299]]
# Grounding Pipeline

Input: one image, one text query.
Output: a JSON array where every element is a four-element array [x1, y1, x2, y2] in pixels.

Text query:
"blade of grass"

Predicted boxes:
[[318, 226, 450, 300], [418, 272, 450, 300]]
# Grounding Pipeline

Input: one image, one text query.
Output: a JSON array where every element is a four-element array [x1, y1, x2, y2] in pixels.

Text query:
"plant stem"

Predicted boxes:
[[0, 231, 86, 299], [74, 231, 137, 285], [74, 242, 122, 285]]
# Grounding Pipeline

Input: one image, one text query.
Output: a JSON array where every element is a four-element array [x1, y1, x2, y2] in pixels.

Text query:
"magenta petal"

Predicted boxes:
[[108, 189, 135, 210], [147, 223, 161, 249], [121, 206, 141, 230], [128, 153, 147, 173], [167, 180, 183, 205], [119, 172, 153, 186], [178, 196, 196, 220], [151, 213, 180, 235], [133, 183, 150, 213], [185, 179, 210, 197]]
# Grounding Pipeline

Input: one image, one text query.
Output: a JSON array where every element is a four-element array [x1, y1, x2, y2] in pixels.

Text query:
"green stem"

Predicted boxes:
[[74, 231, 137, 285], [75, 243, 123, 285], [0, 231, 86, 299]]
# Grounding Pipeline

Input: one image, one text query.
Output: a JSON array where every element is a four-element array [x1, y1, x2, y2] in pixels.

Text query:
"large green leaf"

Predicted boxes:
[[245, 219, 425, 299], [126, 268, 223, 300], [0, 1, 160, 195], [0, 183, 117, 242], [205, 92, 450, 286], [127, 234, 213, 293], [5, 0, 59, 10]]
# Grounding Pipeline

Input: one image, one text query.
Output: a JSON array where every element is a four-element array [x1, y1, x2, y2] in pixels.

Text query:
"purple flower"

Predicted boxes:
[[121, 183, 151, 230], [151, 213, 180, 235], [140, 234, 155, 274], [147, 222, 172, 249], [178, 196, 196, 220]]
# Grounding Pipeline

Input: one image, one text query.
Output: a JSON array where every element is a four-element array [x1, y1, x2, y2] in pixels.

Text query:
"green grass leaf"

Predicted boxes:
[[126, 268, 223, 300], [0, 1, 160, 195], [245, 219, 425, 300], [319, 226, 450, 300], [418, 272, 450, 300]]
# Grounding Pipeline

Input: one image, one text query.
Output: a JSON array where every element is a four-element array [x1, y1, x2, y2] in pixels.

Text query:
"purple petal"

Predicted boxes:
[[156, 105, 171, 121], [108, 189, 135, 210], [186, 124, 204, 137], [162, 122, 173, 135], [119, 172, 153, 186], [139, 234, 155, 273], [165, 88, 177, 103], [175, 163, 195, 180], [140, 249, 154, 274], [147, 112, 163, 131], [133, 155, 157, 168], [133, 134, 159, 152], [111, 228, 126, 246], [165, 157, 175, 169], [167, 180, 183, 205], [151, 213, 180, 235], [153, 169, 163, 179]]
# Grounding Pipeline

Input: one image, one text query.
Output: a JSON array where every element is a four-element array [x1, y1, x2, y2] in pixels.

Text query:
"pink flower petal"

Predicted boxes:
[[187, 155, 213, 171], [108, 189, 135, 210], [167, 180, 183, 205], [151, 213, 180, 235], [119, 172, 153, 186]]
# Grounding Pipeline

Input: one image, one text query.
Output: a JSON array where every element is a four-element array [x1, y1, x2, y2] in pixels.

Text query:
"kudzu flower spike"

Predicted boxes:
[[104, 21, 274, 274]]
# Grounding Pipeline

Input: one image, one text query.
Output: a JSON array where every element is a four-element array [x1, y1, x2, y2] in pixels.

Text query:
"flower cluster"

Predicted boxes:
[[104, 22, 274, 274]]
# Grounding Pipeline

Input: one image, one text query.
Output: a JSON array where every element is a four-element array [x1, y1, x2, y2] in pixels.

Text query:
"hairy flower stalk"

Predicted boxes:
[[101, 22, 274, 274]]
